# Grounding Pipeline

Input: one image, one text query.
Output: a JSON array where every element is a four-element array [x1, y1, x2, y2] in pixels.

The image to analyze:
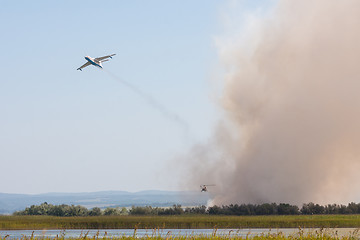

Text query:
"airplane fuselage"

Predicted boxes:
[[77, 54, 115, 71], [85, 56, 103, 69]]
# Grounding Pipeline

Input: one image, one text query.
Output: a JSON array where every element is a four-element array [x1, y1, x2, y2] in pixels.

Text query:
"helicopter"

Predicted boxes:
[[200, 184, 216, 192]]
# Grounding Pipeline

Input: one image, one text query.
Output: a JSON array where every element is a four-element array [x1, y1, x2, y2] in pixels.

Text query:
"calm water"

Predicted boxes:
[[0, 228, 359, 239]]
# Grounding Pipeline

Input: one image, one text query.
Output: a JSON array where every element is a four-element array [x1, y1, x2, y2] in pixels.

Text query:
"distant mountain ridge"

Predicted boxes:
[[0, 190, 209, 215]]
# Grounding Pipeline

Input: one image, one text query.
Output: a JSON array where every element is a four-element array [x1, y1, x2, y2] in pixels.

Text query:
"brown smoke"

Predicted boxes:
[[184, 0, 360, 205]]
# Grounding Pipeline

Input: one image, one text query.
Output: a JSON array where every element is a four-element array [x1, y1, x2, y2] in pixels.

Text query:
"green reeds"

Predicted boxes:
[[1, 215, 360, 230]]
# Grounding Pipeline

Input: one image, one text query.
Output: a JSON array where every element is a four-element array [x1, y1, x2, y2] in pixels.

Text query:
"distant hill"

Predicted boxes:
[[0, 191, 210, 215]]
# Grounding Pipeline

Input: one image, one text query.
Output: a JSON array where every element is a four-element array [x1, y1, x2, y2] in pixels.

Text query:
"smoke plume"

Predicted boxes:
[[184, 0, 360, 205]]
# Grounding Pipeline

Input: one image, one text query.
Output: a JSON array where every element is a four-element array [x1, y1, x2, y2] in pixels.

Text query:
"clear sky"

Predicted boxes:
[[0, 0, 274, 194]]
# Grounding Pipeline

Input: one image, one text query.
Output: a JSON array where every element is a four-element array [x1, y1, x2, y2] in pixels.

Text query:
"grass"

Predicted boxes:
[[2, 215, 360, 230]]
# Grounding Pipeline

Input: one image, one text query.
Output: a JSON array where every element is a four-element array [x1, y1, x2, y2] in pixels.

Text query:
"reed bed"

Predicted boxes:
[[2, 215, 360, 230]]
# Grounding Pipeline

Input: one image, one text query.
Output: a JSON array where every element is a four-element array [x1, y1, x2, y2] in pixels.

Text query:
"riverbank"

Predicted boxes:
[[1, 215, 360, 230]]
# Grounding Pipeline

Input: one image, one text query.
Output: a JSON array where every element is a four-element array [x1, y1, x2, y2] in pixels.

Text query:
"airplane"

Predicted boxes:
[[77, 54, 116, 71], [200, 184, 216, 192]]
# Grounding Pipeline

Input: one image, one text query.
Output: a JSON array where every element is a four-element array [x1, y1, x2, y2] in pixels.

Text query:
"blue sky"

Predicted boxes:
[[0, 0, 274, 194]]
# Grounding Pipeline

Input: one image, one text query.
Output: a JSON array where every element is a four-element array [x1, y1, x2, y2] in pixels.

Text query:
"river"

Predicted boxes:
[[0, 228, 359, 239]]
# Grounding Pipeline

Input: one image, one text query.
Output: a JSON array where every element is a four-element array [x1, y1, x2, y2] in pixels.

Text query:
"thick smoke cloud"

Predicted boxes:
[[184, 0, 360, 205]]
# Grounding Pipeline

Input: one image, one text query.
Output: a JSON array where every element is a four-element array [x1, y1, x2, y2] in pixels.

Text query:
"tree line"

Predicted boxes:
[[13, 202, 360, 216], [13, 202, 127, 216]]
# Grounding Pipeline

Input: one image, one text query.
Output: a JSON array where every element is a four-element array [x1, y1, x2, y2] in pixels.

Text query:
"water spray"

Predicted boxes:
[[102, 69, 191, 139]]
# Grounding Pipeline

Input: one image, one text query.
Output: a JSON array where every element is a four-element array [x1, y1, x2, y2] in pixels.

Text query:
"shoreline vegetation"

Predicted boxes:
[[4, 203, 360, 230], [2, 215, 360, 230], [13, 202, 360, 217]]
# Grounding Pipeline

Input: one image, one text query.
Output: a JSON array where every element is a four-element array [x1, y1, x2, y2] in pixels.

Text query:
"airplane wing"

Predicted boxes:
[[77, 62, 91, 71], [95, 54, 116, 62]]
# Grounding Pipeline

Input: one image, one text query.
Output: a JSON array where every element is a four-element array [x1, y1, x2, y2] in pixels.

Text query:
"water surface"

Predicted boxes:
[[0, 228, 359, 239]]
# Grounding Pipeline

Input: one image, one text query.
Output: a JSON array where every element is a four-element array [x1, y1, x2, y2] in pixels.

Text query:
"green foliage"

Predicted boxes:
[[14, 203, 90, 217], [104, 207, 127, 216], [89, 207, 102, 216], [129, 206, 153, 215], [129, 205, 186, 215], [12, 202, 360, 218], [13, 203, 129, 217]]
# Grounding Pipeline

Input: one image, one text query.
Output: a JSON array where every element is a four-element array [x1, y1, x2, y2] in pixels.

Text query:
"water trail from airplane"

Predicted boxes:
[[181, 0, 360, 205], [103, 69, 190, 137]]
